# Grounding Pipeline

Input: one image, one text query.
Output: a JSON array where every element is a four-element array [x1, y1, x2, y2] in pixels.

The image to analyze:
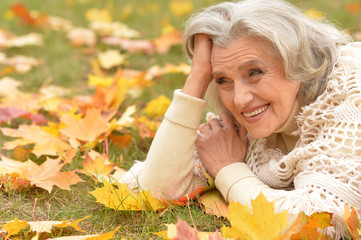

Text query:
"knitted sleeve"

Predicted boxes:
[[123, 90, 208, 199], [215, 42, 361, 238]]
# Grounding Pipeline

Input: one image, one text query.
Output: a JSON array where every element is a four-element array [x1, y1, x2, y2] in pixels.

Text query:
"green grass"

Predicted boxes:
[[0, 0, 360, 239]]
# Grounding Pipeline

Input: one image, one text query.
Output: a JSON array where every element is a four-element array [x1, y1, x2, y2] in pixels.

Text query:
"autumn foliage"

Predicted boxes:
[[0, 1, 361, 239]]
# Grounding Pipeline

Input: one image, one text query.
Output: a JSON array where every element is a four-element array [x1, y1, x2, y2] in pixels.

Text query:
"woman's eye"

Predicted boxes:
[[215, 77, 226, 84], [249, 69, 263, 77]]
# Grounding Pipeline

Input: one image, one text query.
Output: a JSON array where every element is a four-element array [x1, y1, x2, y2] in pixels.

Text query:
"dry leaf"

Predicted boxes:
[[346, 2, 361, 15], [285, 212, 332, 240], [109, 134, 132, 149], [98, 49, 125, 69], [102, 36, 155, 54], [0, 107, 47, 124], [221, 192, 288, 240], [304, 8, 324, 20], [153, 30, 182, 54], [22, 157, 84, 192], [1, 124, 70, 157], [90, 21, 139, 38], [60, 108, 115, 142], [142, 95, 171, 118], [0, 77, 23, 97], [1, 217, 29, 240], [169, 0, 194, 17], [199, 190, 229, 217], [67, 28, 96, 47], [0, 53, 42, 73], [85, 226, 120, 240], [81, 151, 116, 176], [85, 8, 112, 23], [89, 177, 164, 211], [11, 3, 48, 27], [344, 205, 360, 240]]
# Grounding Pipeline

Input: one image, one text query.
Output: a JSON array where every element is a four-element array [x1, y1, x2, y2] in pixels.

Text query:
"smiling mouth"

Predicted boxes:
[[242, 104, 270, 118]]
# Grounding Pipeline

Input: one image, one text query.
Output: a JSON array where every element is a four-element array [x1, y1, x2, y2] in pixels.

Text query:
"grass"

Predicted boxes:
[[0, 0, 360, 239]]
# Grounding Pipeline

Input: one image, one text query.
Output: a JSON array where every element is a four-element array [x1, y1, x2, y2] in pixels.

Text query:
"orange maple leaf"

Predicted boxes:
[[60, 108, 115, 142], [0, 124, 70, 157], [283, 212, 333, 240], [344, 205, 360, 240], [80, 151, 116, 176], [22, 157, 83, 192], [11, 3, 48, 27]]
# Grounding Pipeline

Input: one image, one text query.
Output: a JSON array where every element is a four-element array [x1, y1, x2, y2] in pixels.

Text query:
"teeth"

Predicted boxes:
[[243, 105, 269, 118]]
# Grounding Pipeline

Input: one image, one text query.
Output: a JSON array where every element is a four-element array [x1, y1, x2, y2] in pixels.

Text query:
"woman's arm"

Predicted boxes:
[[138, 34, 214, 199]]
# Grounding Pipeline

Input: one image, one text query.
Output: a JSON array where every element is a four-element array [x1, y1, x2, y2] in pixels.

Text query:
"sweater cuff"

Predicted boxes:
[[215, 162, 257, 202], [164, 89, 207, 130]]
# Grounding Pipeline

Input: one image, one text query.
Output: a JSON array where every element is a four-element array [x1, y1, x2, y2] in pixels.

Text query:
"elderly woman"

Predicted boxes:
[[121, 0, 361, 237]]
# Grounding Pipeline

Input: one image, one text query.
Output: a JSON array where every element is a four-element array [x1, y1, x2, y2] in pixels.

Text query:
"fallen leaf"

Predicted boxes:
[[142, 95, 171, 118], [90, 21, 139, 38], [53, 216, 90, 232], [346, 2, 361, 15], [81, 151, 116, 176], [199, 190, 229, 217], [286, 212, 332, 240], [0, 107, 47, 124], [86, 226, 120, 240], [221, 192, 288, 240], [344, 205, 360, 240], [1, 217, 29, 240], [115, 105, 137, 128], [60, 108, 115, 142], [86, 8, 112, 23], [11, 3, 48, 27], [22, 157, 84, 192], [0, 77, 23, 98], [169, 0, 194, 17], [98, 49, 125, 69], [89, 177, 164, 211], [153, 30, 182, 54], [109, 134, 132, 149], [67, 28, 96, 47], [1, 124, 70, 157], [102, 36, 155, 54], [0, 53, 42, 73], [304, 8, 324, 20]]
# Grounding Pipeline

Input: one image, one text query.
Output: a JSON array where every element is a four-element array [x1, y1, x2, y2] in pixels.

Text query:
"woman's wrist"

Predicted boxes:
[[182, 73, 212, 99]]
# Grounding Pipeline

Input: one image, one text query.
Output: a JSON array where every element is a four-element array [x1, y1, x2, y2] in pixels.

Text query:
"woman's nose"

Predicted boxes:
[[233, 82, 253, 108]]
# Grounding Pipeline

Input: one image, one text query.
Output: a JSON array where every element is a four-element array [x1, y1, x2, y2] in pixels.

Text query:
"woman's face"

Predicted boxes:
[[211, 37, 300, 138]]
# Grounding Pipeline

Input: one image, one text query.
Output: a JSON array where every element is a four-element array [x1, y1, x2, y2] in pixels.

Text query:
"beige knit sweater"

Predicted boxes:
[[121, 42, 361, 238]]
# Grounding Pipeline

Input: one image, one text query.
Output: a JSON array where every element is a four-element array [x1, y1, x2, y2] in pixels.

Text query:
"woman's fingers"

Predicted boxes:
[[219, 112, 236, 130]]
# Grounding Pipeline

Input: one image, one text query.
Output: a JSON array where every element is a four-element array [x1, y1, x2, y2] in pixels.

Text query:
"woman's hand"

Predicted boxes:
[[182, 34, 213, 99], [195, 112, 248, 178]]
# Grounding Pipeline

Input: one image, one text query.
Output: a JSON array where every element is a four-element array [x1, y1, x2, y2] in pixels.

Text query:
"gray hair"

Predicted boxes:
[[183, 0, 351, 110]]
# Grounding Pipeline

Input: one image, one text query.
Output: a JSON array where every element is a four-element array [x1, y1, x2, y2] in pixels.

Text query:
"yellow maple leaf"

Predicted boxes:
[[98, 49, 125, 70], [142, 95, 171, 118], [88, 74, 115, 88], [1, 217, 29, 240], [53, 215, 90, 232], [221, 192, 288, 240], [86, 226, 120, 240], [169, 0, 194, 17], [85, 8, 112, 23], [89, 178, 164, 211]]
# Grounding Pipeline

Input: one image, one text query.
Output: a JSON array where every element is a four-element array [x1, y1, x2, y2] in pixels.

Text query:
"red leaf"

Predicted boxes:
[[0, 107, 47, 124], [11, 3, 48, 27]]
